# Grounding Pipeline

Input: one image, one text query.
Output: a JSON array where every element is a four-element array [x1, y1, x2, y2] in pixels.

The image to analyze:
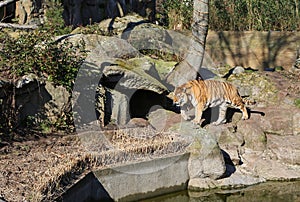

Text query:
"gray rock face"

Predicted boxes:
[[171, 122, 226, 180], [0, 75, 70, 130], [102, 58, 168, 94], [65, 34, 141, 58], [232, 66, 245, 74], [67, 30, 299, 189], [189, 170, 265, 191], [44, 82, 71, 125], [267, 134, 300, 165], [94, 14, 209, 88], [236, 121, 267, 151], [69, 33, 172, 128], [148, 109, 227, 181], [2, 15, 300, 197], [208, 125, 244, 166], [254, 106, 300, 136], [63, 1, 155, 27], [107, 88, 130, 126]]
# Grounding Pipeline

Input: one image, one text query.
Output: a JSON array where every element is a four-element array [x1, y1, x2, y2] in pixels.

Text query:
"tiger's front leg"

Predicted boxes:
[[192, 103, 204, 125], [180, 109, 189, 120]]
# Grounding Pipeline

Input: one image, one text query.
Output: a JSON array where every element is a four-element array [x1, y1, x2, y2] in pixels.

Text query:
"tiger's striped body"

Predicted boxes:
[[172, 79, 253, 125]]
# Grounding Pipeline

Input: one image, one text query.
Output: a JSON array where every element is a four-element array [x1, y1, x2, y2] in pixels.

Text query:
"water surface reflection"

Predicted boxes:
[[142, 181, 300, 202]]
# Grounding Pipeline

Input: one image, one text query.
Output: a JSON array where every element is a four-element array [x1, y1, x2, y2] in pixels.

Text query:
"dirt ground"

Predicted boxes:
[[0, 134, 89, 201]]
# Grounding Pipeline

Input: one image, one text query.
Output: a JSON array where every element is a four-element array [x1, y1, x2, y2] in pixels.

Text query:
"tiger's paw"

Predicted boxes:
[[213, 119, 226, 125], [181, 114, 189, 121], [242, 115, 249, 120], [180, 110, 189, 120], [191, 119, 203, 125]]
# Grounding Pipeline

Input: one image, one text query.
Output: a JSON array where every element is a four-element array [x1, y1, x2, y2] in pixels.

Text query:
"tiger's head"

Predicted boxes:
[[170, 84, 193, 107]]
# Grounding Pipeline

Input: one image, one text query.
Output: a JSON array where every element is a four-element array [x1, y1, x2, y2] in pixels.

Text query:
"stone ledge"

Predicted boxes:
[[60, 153, 190, 201]]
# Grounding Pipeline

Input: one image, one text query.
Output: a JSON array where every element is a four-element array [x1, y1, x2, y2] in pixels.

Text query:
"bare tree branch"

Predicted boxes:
[[0, 0, 15, 8], [0, 23, 38, 29]]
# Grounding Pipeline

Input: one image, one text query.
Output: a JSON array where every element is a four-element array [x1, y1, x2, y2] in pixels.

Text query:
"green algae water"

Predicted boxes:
[[141, 181, 300, 202]]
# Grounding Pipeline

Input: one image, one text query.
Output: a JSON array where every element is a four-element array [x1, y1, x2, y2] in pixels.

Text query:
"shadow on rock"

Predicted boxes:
[[219, 149, 239, 179]]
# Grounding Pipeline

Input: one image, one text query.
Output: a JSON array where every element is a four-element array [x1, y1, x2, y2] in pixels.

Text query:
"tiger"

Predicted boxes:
[[171, 79, 255, 125]]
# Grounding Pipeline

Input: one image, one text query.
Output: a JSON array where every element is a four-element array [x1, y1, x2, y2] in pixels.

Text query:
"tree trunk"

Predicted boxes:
[[166, 0, 209, 88]]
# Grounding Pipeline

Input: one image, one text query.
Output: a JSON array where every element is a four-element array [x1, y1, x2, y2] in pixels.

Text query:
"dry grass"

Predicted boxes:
[[0, 135, 91, 201], [109, 127, 183, 151], [0, 127, 188, 201]]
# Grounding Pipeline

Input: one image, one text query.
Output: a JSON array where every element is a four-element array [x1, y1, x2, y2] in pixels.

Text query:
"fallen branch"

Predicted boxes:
[[0, 0, 15, 8], [0, 22, 39, 29]]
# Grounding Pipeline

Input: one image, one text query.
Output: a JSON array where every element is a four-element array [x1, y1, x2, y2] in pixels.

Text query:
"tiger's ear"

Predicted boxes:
[[183, 87, 189, 92], [167, 92, 175, 99], [184, 85, 192, 91]]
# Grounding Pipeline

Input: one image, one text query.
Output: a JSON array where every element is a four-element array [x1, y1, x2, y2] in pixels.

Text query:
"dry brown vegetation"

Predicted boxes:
[[0, 128, 188, 201]]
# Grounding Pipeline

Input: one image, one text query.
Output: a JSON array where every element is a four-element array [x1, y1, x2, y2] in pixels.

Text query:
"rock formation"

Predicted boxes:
[[1, 15, 300, 195]]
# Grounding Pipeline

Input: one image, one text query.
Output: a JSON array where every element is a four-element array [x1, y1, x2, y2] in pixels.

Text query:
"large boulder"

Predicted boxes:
[[0, 74, 70, 131], [182, 67, 300, 189], [148, 108, 227, 181], [56, 26, 300, 195], [69, 34, 173, 128], [63, 34, 141, 58], [236, 120, 267, 151], [106, 88, 130, 126], [169, 121, 226, 180], [63, 0, 155, 28], [253, 106, 300, 136], [44, 82, 71, 125], [102, 57, 168, 93], [267, 134, 300, 165]]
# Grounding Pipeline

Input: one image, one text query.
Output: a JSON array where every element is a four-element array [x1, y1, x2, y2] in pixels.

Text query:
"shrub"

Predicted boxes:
[[159, 0, 300, 31], [162, 0, 193, 30], [0, 30, 86, 135], [209, 0, 300, 31], [295, 99, 300, 109], [0, 30, 86, 92], [43, 0, 72, 36], [0, 13, 86, 136]]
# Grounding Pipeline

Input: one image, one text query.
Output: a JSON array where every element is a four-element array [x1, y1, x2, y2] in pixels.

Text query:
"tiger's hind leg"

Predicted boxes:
[[214, 103, 228, 125]]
